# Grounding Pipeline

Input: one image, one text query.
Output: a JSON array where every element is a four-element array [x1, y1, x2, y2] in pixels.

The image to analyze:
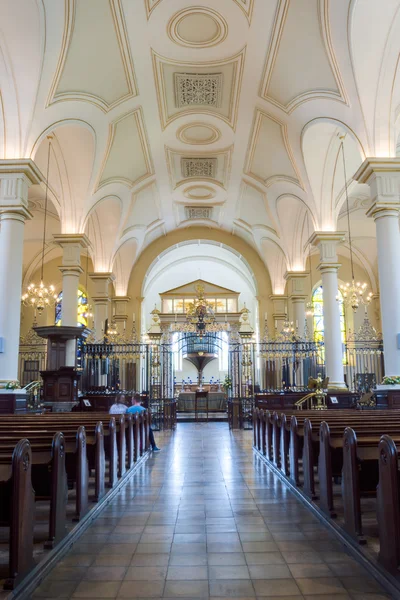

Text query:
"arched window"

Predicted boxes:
[[312, 285, 346, 362], [55, 290, 88, 327]]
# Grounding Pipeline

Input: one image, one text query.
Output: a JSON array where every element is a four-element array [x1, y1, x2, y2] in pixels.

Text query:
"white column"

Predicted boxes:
[[310, 232, 346, 389], [355, 158, 400, 376], [0, 160, 41, 384], [285, 272, 308, 337], [54, 234, 89, 366], [90, 273, 114, 341]]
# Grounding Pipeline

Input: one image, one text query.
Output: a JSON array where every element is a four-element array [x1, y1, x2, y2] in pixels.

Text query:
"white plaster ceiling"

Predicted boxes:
[[2, 0, 400, 296]]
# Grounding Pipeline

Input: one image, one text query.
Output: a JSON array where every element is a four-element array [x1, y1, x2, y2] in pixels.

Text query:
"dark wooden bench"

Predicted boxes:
[[0, 410, 151, 590]]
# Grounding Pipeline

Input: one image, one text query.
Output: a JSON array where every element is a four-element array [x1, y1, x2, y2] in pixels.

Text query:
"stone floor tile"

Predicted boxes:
[[166, 566, 208, 580], [288, 563, 334, 578], [163, 580, 209, 597], [208, 579, 255, 597], [248, 564, 292, 579], [72, 581, 121, 598], [295, 577, 345, 595], [252, 579, 301, 597], [118, 580, 165, 597], [208, 553, 246, 566], [125, 566, 168, 580], [208, 565, 250, 580]]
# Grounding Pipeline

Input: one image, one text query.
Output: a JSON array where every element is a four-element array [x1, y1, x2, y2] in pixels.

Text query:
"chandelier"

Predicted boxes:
[[337, 134, 372, 313], [185, 283, 215, 335], [21, 136, 57, 316]]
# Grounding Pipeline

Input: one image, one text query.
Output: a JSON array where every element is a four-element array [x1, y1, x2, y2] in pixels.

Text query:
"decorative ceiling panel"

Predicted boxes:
[[48, 0, 137, 113], [181, 157, 217, 179], [244, 109, 302, 188], [260, 0, 346, 113], [165, 146, 232, 190], [97, 108, 153, 190], [174, 73, 223, 108], [152, 49, 245, 130], [177, 122, 221, 145], [168, 7, 228, 48], [185, 206, 213, 220]]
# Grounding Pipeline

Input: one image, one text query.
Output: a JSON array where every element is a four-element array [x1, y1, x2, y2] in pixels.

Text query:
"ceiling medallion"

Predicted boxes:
[[177, 122, 221, 145], [183, 185, 216, 200], [168, 7, 228, 48]]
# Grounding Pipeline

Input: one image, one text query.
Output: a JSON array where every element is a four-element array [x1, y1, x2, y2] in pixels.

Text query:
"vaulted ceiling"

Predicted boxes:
[[2, 0, 400, 295]]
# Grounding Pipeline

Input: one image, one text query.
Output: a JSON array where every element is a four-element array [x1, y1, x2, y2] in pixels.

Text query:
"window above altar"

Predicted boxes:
[[159, 279, 239, 315]]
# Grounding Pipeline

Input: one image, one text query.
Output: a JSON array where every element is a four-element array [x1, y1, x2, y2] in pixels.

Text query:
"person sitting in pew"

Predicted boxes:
[[109, 395, 128, 415], [127, 394, 161, 452]]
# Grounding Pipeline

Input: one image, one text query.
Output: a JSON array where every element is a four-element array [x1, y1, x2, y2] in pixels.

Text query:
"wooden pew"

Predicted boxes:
[[1, 439, 35, 590], [0, 411, 151, 591]]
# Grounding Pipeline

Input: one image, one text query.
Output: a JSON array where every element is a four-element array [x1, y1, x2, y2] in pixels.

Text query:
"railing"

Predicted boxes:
[[23, 380, 44, 411], [149, 399, 177, 431], [228, 397, 254, 430]]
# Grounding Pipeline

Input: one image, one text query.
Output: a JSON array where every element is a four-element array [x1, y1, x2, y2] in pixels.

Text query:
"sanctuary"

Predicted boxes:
[[3, 1, 400, 598]]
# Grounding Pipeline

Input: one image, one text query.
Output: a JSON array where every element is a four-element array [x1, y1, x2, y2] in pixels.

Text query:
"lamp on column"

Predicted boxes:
[[337, 134, 372, 313], [21, 136, 57, 316]]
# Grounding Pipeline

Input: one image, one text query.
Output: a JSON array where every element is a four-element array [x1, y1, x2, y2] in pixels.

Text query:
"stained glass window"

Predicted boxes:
[[55, 290, 88, 327], [312, 285, 346, 363], [55, 289, 88, 369]]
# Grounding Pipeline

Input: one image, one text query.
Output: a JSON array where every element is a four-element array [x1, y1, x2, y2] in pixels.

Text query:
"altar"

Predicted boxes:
[[177, 391, 226, 412]]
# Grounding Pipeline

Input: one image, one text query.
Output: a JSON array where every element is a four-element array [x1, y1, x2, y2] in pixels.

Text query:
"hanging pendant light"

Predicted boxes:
[[337, 134, 372, 313], [82, 220, 93, 324], [21, 136, 57, 316], [305, 211, 314, 317]]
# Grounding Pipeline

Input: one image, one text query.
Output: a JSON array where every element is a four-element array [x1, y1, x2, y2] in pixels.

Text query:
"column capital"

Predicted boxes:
[[354, 158, 400, 213], [284, 271, 309, 299], [365, 201, 400, 220], [89, 272, 115, 299], [269, 295, 287, 320], [309, 231, 345, 271], [112, 296, 131, 321], [54, 234, 90, 268], [53, 233, 90, 249], [59, 266, 84, 277], [0, 159, 43, 217]]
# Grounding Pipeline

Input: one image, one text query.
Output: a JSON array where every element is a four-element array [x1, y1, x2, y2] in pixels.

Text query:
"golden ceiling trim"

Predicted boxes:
[[259, 0, 347, 114], [244, 108, 304, 190], [176, 122, 221, 145], [47, 0, 138, 114], [232, 0, 254, 23], [145, 0, 253, 23], [96, 107, 154, 191], [165, 145, 233, 191], [151, 48, 246, 131], [167, 7, 228, 49], [144, 0, 162, 19]]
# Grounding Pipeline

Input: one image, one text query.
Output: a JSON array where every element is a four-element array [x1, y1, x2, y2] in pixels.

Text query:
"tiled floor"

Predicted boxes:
[[31, 423, 392, 599]]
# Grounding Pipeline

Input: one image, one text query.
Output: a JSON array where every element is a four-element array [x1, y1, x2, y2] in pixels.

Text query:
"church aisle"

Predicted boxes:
[[32, 423, 390, 600]]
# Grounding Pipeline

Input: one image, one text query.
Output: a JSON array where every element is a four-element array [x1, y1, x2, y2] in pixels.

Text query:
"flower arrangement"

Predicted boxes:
[[5, 380, 20, 390], [222, 375, 232, 391], [382, 376, 400, 385]]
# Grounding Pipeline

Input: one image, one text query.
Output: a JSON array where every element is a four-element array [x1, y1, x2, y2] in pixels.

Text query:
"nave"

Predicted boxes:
[[29, 423, 389, 600]]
